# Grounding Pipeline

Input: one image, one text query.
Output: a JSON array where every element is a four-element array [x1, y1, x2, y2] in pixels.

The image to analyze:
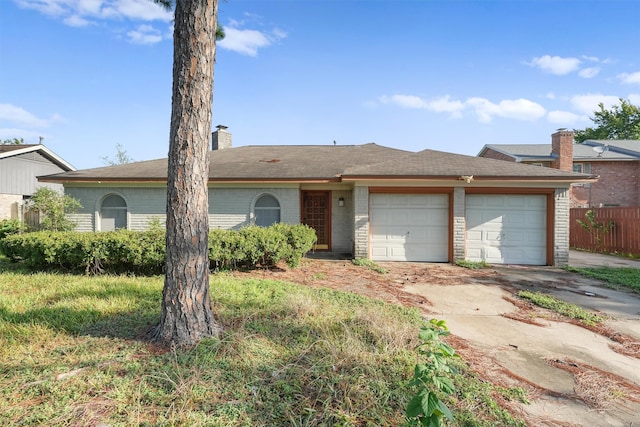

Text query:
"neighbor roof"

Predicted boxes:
[[39, 143, 595, 184], [479, 140, 640, 162], [0, 144, 76, 171]]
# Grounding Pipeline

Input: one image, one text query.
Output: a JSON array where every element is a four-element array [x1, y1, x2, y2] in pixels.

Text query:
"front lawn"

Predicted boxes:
[[566, 266, 640, 294], [0, 270, 526, 426]]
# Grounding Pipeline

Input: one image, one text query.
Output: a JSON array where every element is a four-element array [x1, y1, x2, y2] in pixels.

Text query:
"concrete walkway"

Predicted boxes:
[[569, 249, 640, 268]]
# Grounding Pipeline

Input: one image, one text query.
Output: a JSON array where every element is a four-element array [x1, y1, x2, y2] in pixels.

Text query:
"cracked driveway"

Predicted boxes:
[[233, 252, 640, 426]]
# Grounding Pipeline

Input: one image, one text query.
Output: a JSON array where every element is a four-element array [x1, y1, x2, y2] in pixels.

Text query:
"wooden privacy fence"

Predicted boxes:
[[570, 207, 640, 256]]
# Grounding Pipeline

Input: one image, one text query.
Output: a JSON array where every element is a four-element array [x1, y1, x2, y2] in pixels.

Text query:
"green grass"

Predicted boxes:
[[565, 266, 640, 294], [517, 291, 606, 326], [351, 258, 388, 273], [455, 260, 490, 269], [0, 270, 527, 426]]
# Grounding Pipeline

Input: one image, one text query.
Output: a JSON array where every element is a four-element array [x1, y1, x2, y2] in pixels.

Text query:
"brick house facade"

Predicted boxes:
[[478, 131, 640, 208]]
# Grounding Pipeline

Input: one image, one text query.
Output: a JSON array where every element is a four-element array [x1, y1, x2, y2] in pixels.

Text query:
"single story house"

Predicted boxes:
[[478, 130, 640, 208], [1, 143, 75, 221], [39, 126, 596, 266]]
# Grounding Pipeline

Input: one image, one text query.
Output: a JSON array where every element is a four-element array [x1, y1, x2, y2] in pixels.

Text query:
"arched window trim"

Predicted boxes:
[[96, 192, 129, 231], [252, 193, 281, 227]]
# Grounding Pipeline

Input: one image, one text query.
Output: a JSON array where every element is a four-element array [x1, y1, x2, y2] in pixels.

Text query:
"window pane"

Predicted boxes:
[[102, 195, 127, 208], [255, 209, 280, 227], [255, 195, 279, 208], [572, 163, 583, 173]]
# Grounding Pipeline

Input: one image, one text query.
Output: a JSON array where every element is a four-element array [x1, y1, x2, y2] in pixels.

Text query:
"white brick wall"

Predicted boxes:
[[453, 188, 466, 261], [353, 186, 369, 258], [331, 190, 354, 254], [0, 194, 22, 220], [554, 187, 570, 266]]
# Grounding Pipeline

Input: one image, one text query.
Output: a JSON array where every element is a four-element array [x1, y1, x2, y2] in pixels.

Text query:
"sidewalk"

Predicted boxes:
[[569, 250, 640, 268]]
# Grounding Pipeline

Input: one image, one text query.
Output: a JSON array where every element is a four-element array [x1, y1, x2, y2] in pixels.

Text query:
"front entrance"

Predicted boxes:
[[301, 191, 331, 250]]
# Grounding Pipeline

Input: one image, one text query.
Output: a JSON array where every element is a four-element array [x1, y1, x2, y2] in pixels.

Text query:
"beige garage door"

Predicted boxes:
[[466, 194, 546, 265], [370, 193, 449, 262]]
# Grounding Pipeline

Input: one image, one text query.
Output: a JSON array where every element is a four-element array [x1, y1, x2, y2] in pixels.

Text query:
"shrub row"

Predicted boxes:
[[0, 224, 316, 275]]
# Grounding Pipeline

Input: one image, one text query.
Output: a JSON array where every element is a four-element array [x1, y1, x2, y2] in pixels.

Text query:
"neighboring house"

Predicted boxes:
[[478, 130, 640, 208], [0, 144, 76, 221], [39, 126, 596, 266]]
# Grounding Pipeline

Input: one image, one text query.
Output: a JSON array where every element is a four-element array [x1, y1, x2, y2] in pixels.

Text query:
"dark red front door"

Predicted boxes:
[[301, 191, 331, 250]]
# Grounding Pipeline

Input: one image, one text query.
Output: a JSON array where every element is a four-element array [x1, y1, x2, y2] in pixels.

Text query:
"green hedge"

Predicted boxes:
[[0, 224, 316, 275]]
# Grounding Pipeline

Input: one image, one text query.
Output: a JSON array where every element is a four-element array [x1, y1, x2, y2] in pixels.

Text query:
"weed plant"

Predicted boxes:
[[518, 291, 605, 326]]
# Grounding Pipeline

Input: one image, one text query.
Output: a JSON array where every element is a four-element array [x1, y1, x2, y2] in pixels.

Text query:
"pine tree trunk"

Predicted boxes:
[[154, 0, 221, 347]]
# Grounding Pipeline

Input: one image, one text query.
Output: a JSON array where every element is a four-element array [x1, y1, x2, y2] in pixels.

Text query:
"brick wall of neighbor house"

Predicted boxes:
[[353, 186, 370, 259], [551, 130, 574, 171], [554, 188, 570, 266], [0, 194, 22, 220], [479, 149, 515, 162], [453, 188, 466, 261], [571, 161, 640, 207]]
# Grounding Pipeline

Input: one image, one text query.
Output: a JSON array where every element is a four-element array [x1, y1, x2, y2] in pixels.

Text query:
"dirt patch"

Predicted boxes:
[[231, 259, 640, 426]]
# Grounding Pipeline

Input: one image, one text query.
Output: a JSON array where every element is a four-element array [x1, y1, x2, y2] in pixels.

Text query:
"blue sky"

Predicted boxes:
[[1, 0, 639, 170]]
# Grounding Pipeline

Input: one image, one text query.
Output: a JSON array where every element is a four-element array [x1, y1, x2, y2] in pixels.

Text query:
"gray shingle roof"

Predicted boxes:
[[39, 144, 411, 182], [343, 148, 592, 179], [39, 143, 594, 184]]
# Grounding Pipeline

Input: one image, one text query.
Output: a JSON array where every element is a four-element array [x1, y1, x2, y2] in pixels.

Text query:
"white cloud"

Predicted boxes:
[[0, 104, 62, 127], [628, 94, 640, 105], [547, 110, 584, 125], [467, 98, 546, 123], [579, 67, 600, 78], [528, 55, 581, 75], [64, 14, 92, 27], [378, 94, 427, 109], [127, 24, 163, 45], [618, 71, 640, 85], [13, 0, 172, 35], [378, 94, 544, 123], [378, 95, 465, 116], [570, 94, 622, 115], [218, 26, 286, 56]]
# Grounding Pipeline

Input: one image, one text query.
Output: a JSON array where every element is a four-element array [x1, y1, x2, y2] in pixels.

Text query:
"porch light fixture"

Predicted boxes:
[[338, 197, 345, 207]]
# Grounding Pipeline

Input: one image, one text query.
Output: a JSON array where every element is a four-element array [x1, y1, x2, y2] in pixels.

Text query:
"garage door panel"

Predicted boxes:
[[370, 194, 449, 262], [466, 194, 546, 265]]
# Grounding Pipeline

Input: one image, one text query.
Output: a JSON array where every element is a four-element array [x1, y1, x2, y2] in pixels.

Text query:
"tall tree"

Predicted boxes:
[[574, 99, 640, 143], [2, 137, 25, 145], [153, 0, 222, 346], [101, 143, 134, 165]]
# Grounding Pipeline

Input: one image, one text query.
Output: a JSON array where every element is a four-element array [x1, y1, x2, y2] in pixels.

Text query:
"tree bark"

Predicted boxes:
[[154, 0, 221, 347]]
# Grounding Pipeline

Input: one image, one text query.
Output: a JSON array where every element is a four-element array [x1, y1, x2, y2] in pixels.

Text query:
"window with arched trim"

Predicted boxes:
[[254, 194, 280, 227], [100, 194, 127, 231]]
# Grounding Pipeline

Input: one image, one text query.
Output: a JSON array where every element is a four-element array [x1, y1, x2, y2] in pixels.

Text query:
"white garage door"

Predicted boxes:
[[466, 194, 546, 265], [370, 193, 449, 262]]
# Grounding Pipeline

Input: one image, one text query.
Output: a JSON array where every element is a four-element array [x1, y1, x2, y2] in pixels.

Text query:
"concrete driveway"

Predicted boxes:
[[402, 257, 640, 426], [570, 249, 640, 268]]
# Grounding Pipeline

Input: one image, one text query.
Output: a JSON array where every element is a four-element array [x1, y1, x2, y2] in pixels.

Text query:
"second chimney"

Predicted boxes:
[[551, 129, 574, 172], [212, 125, 232, 150]]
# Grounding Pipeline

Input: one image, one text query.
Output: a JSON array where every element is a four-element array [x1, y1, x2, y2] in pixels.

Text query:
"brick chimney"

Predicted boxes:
[[211, 125, 232, 150], [551, 129, 574, 171]]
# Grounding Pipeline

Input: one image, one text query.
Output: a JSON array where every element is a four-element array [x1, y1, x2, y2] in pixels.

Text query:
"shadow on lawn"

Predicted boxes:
[[0, 280, 162, 340]]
